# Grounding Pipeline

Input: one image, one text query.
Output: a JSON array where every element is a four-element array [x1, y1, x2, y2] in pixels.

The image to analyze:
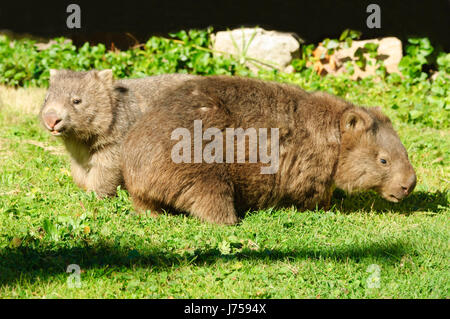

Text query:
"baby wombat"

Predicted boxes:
[[121, 76, 417, 224], [39, 69, 195, 197]]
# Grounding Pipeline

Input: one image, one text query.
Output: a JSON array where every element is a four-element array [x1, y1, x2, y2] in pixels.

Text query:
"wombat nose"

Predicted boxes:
[[401, 174, 417, 195], [43, 112, 62, 129]]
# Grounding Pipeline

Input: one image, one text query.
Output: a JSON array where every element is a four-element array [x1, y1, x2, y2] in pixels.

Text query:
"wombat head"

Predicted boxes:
[[334, 107, 416, 202], [40, 69, 116, 140]]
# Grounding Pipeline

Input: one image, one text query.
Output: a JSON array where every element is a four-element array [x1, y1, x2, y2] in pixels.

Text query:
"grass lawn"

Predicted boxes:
[[0, 79, 448, 299]]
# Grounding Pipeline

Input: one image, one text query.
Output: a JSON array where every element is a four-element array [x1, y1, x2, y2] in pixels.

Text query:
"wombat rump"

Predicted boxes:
[[121, 76, 416, 224]]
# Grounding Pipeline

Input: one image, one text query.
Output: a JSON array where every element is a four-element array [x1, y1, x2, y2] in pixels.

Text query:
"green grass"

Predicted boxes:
[[0, 73, 449, 298]]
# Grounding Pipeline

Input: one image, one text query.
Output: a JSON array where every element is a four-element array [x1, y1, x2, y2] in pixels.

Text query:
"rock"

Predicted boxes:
[[212, 28, 301, 73], [313, 37, 403, 79]]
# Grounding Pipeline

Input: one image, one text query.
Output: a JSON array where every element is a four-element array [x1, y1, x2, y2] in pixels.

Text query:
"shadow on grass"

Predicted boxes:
[[0, 239, 411, 286], [331, 190, 448, 215]]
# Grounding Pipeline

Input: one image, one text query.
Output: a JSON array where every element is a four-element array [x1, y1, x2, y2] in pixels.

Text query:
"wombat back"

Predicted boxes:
[[117, 74, 197, 112]]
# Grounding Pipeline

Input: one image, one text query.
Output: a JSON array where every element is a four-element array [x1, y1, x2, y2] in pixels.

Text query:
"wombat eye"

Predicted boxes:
[[380, 158, 387, 164], [72, 98, 82, 105]]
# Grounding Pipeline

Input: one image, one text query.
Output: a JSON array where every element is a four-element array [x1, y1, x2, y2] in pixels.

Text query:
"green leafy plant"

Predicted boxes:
[[323, 29, 362, 55], [399, 38, 434, 79], [0, 28, 248, 87], [436, 52, 450, 74], [339, 29, 362, 48]]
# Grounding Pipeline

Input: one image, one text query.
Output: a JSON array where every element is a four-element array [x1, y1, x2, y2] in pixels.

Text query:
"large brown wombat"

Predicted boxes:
[[39, 69, 195, 197], [121, 76, 417, 224]]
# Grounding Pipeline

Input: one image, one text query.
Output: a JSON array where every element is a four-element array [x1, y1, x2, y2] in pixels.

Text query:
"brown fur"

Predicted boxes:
[[121, 76, 417, 224], [39, 69, 195, 197]]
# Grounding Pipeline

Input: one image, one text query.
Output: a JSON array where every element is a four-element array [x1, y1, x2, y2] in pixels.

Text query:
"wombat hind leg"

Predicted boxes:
[[132, 196, 164, 217], [189, 192, 239, 225]]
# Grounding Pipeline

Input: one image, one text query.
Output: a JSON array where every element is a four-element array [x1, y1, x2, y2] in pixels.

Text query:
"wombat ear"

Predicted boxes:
[[373, 106, 382, 112], [49, 69, 58, 84], [49, 69, 58, 78], [341, 108, 373, 132], [96, 69, 114, 85], [368, 106, 392, 124]]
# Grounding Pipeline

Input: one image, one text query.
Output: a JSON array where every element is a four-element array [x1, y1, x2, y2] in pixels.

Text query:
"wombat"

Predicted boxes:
[[121, 76, 417, 224], [39, 69, 195, 197]]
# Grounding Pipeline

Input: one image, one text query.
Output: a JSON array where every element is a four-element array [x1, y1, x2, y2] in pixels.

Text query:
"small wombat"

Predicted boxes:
[[39, 69, 195, 197], [121, 76, 417, 224]]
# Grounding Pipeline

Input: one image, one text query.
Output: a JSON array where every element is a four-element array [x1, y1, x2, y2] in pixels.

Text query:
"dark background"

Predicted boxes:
[[0, 0, 449, 50]]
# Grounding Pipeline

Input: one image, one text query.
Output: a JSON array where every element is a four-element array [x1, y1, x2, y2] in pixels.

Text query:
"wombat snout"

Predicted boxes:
[[42, 110, 65, 135], [401, 173, 417, 195], [386, 172, 417, 202]]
